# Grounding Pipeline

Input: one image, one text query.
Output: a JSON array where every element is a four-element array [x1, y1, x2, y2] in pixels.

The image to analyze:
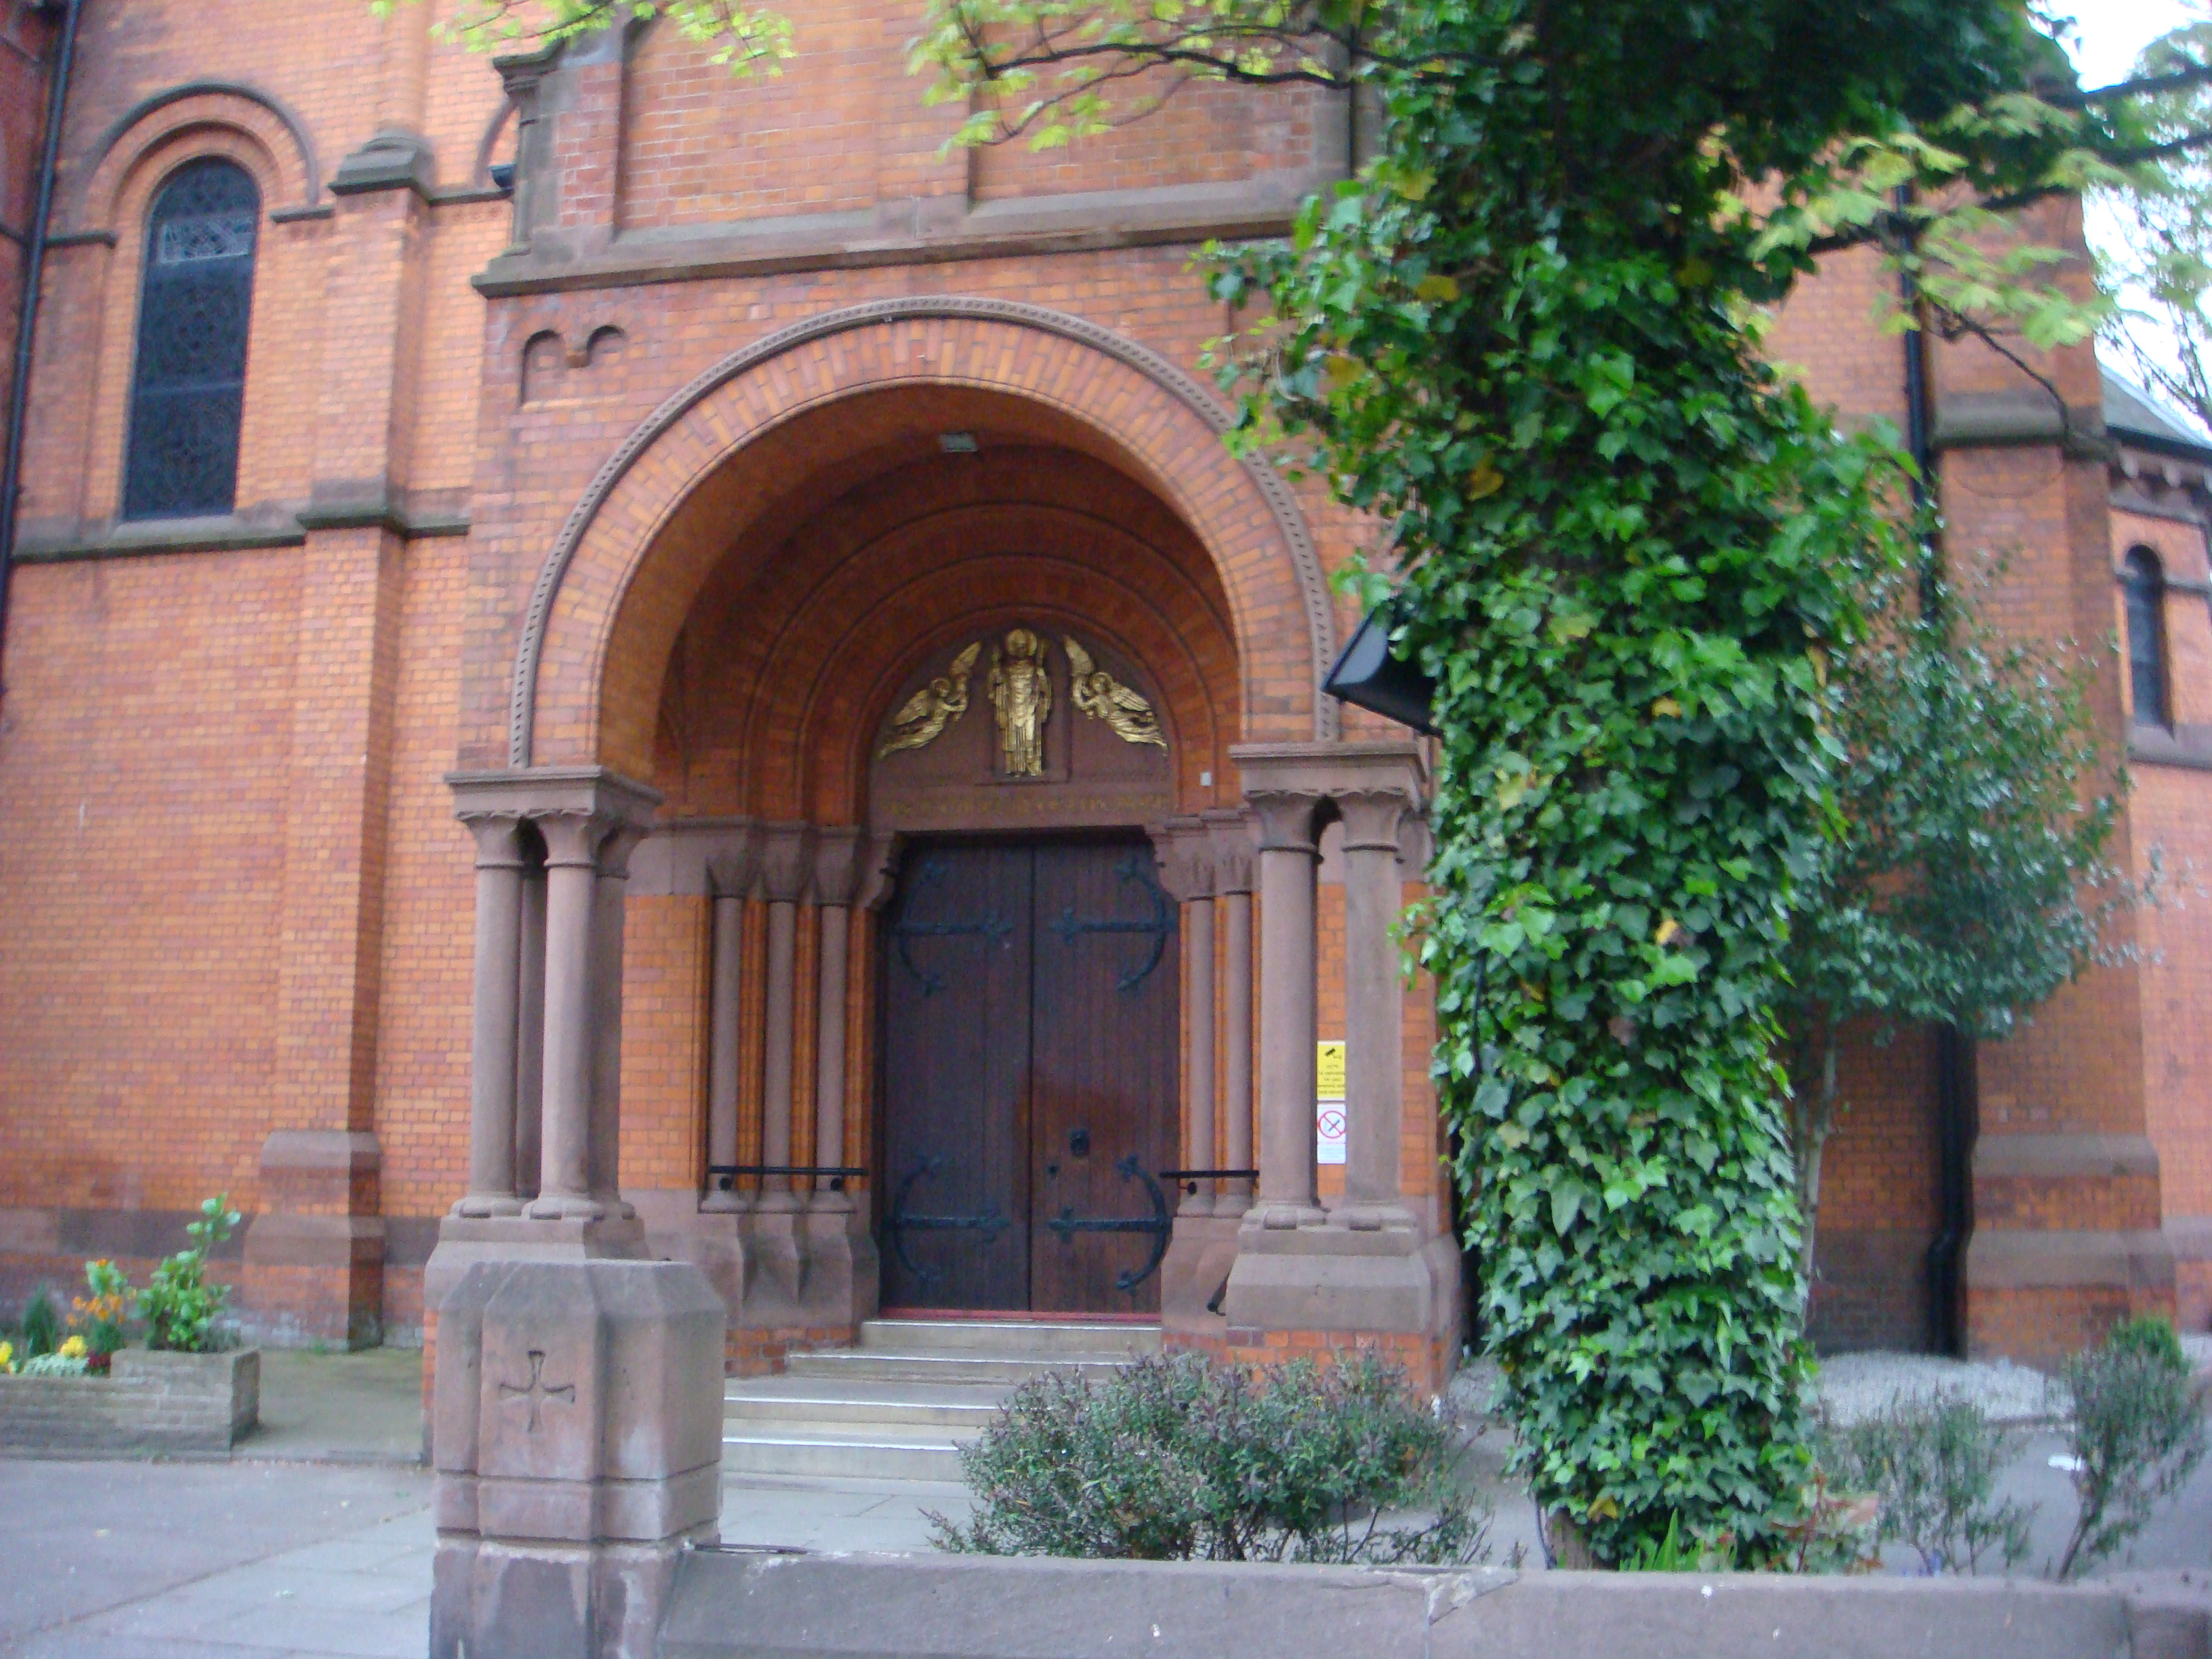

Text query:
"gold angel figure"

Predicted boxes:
[[987, 628, 1052, 777], [878, 642, 981, 758], [1065, 637, 1166, 748]]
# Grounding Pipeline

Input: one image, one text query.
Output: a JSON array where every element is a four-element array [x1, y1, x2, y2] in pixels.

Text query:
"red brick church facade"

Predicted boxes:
[[0, 0, 2203, 1377]]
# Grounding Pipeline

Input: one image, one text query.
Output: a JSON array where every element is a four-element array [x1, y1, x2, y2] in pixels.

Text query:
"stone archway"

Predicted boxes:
[[508, 298, 1339, 776]]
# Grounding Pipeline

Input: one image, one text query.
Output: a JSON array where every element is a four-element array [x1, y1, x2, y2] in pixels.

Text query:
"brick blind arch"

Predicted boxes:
[[122, 157, 260, 520]]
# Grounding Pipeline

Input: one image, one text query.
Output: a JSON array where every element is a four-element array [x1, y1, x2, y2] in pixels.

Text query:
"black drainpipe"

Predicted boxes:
[[1896, 186, 1975, 1357], [0, 0, 85, 693]]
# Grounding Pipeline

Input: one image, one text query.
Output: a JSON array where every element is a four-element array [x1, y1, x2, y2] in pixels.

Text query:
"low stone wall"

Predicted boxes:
[[658, 1553, 2210, 1659], [0, 1348, 259, 1458]]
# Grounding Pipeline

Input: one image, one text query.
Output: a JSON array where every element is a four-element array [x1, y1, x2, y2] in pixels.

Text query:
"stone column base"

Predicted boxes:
[[1205, 1218, 1462, 1394], [1160, 1213, 1243, 1339], [720, 1201, 879, 1372], [430, 1258, 724, 1659], [422, 1212, 649, 1314]]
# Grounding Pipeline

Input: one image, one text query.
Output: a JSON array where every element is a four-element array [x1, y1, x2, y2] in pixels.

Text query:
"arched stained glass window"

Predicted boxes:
[[123, 159, 259, 520], [2122, 548, 2169, 729]]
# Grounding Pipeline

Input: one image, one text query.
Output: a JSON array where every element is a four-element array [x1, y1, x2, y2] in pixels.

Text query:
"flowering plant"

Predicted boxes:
[[73, 1260, 130, 1373]]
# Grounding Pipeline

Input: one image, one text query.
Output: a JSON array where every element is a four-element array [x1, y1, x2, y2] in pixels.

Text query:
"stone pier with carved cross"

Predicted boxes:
[[430, 1258, 726, 1659]]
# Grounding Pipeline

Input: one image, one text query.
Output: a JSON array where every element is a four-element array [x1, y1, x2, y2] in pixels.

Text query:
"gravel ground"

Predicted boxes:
[[1810, 1351, 2059, 1425], [1455, 1336, 2212, 1429]]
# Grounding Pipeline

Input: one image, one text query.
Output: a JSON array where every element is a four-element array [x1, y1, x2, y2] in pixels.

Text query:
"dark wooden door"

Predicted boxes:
[[878, 836, 1176, 1314], [1027, 842, 1180, 1312]]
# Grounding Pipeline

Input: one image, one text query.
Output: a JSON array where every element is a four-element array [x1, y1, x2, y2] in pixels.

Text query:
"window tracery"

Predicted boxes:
[[122, 159, 260, 520]]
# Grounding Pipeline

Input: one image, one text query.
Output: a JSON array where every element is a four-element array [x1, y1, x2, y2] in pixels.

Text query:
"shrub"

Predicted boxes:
[[930, 1352, 1492, 1565], [2103, 1315, 2189, 1376], [138, 1195, 242, 1354], [2052, 1319, 2207, 1580], [20, 1287, 61, 1359], [1815, 1391, 2033, 1574]]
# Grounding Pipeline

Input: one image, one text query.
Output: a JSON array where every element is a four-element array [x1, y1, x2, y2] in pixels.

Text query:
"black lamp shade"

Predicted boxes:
[[1324, 604, 1438, 735]]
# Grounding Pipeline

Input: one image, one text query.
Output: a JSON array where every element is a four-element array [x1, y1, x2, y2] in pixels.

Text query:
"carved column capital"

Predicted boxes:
[[758, 823, 817, 905], [704, 824, 760, 899], [1243, 790, 1327, 854], [813, 827, 867, 908], [1202, 807, 1256, 893], [1334, 788, 1412, 853], [460, 813, 527, 869], [596, 821, 650, 880], [1150, 816, 1216, 902], [535, 809, 609, 869]]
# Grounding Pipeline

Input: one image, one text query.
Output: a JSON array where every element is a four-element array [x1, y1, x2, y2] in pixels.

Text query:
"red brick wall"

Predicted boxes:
[[0, 3, 2198, 1363], [0, 550, 300, 1215]]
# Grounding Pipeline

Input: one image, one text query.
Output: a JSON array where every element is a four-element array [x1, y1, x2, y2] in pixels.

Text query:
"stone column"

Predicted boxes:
[[529, 811, 607, 1221], [1246, 788, 1326, 1227], [455, 816, 526, 1217], [756, 825, 815, 1212], [1338, 790, 1411, 1221], [513, 857, 546, 1204], [1207, 809, 1256, 1216], [811, 830, 865, 1208], [427, 769, 658, 1324], [702, 844, 757, 1215], [1221, 744, 1454, 1389], [589, 824, 648, 1218], [1155, 820, 1217, 1214]]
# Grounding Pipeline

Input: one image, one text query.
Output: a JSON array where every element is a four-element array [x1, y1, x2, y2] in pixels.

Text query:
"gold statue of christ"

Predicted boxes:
[[987, 628, 1052, 777]]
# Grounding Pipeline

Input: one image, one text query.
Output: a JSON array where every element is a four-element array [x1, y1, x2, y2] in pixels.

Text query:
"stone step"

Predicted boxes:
[[853, 1319, 1162, 1359], [723, 1379, 1008, 1432], [779, 1349, 1134, 1387], [720, 1427, 970, 1481]]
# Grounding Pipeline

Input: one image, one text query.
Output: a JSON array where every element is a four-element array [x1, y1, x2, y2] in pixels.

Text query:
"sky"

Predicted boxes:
[[2057, 0, 2198, 85], [2051, 1, 2203, 417]]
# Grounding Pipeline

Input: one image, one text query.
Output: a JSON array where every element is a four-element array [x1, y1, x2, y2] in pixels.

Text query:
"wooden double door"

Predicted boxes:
[[878, 836, 1179, 1313]]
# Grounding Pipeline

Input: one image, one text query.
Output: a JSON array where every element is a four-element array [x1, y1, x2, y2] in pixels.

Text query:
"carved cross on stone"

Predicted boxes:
[[497, 1349, 575, 1434]]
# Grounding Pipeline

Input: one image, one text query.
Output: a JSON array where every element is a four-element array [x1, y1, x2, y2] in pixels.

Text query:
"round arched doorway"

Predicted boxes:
[[611, 386, 1247, 1349]]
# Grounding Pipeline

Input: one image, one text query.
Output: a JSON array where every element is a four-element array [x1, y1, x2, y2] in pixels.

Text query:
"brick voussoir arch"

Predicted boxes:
[[514, 298, 1338, 769]]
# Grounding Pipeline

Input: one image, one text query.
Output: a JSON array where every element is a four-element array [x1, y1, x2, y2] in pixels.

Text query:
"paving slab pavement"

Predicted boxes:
[[239, 1350, 428, 1467], [0, 1460, 436, 1658]]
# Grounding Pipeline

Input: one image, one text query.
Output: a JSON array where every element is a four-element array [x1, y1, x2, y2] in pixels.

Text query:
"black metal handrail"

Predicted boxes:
[[1157, 1168, 1258, 1197], [707, 1163, 868, 1193]]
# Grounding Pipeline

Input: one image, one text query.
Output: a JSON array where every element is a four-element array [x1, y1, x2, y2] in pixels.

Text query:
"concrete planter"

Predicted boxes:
[[0, 1347, 259, 1458]]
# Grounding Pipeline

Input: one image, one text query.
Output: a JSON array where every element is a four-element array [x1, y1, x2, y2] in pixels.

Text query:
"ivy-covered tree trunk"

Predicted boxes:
[[1395, 248, 1867, 1562], [1791, 1017, 1843, 1292], [1195, 4, 1978, 1561]]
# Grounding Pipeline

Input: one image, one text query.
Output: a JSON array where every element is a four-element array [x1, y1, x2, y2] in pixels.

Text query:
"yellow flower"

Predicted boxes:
[[0, 1341, 13, 1374], [59, 1335, 87, 1359]]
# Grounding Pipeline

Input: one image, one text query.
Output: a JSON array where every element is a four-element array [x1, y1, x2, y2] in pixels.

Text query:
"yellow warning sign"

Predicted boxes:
[[1316, 1040, 1346, 1099]]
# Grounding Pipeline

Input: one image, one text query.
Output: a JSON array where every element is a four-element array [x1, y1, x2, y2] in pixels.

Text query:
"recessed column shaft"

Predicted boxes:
[[1248, 791, 1324, 1220], [703, 890, 747, 1213], [456, 816, 525, 1217], [756, 824, 813, 1212], [529, 811, 605, 1219], [1338, 791, 1409, 1211]]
